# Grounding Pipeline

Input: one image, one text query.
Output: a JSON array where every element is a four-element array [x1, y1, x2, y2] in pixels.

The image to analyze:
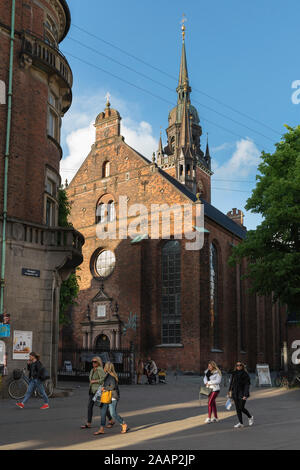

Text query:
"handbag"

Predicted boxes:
[[199, 386, 212, 397], [100, 390, 112, 404], [225, 398, 233, 410]]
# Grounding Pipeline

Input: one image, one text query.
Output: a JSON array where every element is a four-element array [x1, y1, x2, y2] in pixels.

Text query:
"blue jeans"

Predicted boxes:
[[22, 379, 49, 404], [100, 400, 124, 426]]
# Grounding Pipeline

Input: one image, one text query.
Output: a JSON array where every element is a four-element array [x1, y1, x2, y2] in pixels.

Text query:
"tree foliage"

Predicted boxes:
[[229, 125, 300, 310], [58, 187, 80, 326]]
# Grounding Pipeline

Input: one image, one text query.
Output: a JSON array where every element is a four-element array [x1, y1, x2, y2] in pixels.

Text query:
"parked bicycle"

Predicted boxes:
[[8, 368, 54, 400], [274, 370, 300, 388]]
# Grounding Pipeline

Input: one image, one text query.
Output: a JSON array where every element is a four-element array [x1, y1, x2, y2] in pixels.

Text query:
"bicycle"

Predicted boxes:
[[8, 368, 54, 400], [274, 370, 300, 388]]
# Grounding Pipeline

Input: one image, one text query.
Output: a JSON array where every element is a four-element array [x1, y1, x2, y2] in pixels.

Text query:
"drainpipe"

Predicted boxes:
[[0, 0, 15, 316]]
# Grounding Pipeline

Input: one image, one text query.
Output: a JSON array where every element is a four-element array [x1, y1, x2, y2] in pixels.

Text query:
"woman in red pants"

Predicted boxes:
[[203, 361, 222, 423]]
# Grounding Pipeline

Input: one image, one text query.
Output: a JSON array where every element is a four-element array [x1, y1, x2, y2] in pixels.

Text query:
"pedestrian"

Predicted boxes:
[[145, 356, 158, 384], [228, 361, 254, 428], [94, 362, 129, 435], [136, 358, 144, 384], [80, 356, 114, 429], [16, 352, 49, 410], [203, 360, 222, 423]]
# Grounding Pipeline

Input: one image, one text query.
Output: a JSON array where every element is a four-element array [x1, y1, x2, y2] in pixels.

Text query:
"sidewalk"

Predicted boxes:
[[0, 374, 299, 450]]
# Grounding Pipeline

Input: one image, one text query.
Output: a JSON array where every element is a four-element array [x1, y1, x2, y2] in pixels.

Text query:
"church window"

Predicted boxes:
[[0, 80, 5, 104], [107, 200, 116, 222], [95, 250, 116, 278], [96, 203, 105, 223], [210, 243, 220, 349], [102, 161, 110, 178], [161, 240, 181, 344], [179, 165, 183, 176]]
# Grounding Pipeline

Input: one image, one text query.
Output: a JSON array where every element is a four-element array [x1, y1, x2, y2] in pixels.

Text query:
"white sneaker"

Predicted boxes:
[[248, 416, 254, 426], [234, 423, 244, 428], [211, 418, 219, 423], [205, 418, 211, 424]]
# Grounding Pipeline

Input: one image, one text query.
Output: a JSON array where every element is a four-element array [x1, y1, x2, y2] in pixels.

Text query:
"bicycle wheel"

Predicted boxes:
[[274, 376, 282, 387], [37, 379, 54, 398], [8, 379, 28, 400]]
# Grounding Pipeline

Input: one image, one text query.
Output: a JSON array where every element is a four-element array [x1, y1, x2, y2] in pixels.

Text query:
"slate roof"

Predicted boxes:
[[158, 168, 247, 240]]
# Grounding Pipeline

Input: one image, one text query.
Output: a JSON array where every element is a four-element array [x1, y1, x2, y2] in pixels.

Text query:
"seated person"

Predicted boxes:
[[145, 357, 158, 384]]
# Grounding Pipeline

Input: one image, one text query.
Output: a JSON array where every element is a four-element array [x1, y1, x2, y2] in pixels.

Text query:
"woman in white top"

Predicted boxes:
[[203, 361, 222, 423]]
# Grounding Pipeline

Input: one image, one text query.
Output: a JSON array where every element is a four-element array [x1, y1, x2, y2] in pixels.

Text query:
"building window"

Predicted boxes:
[[96, 200, 116, 224], [48, 91, 60, 142], [96, 203, 105, 224], [44, 169, 59, 227], [45, 197, 56, 226], [44, 16, 58, 47], [210, 243, 219, 349], [46, 177, 56, 197], [95, 250, 116, 278], [107, 201, 116, 222], [102, 161, 110, 178], [161, 240, 181, 344]]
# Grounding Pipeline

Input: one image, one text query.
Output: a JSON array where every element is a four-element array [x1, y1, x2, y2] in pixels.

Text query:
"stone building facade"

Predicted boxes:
[[65, 27, 285, 373], [0, 0, 83, 394]]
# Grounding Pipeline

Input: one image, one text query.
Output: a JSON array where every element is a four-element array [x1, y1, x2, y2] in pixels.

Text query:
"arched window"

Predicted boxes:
[[161, 240, 181, 344], [107, 200, 116, 222], [95, 202, 106, 224], [210, 243, 219, 349], [102, 161, 110, 178]]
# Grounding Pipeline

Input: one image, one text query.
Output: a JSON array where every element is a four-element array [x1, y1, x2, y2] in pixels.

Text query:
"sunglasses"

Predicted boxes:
[[92, 360, 98, 363], [236, 364, 243, 367]]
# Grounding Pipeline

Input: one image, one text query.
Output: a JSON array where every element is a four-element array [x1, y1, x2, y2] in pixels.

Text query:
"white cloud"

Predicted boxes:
[[60, 93, 157, 184], [212, 138, 260, 181]]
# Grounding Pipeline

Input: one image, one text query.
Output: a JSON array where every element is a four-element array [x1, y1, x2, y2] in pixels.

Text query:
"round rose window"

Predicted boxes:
[[95, 250, 116, 278]]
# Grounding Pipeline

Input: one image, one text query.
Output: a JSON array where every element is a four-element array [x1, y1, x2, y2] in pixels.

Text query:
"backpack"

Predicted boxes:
[[39, 366, 50, 382]]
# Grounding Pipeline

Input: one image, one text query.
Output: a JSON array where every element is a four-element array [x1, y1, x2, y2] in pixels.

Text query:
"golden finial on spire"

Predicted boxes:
[[181, 14, 187, 42], [105, 92, 111, 108]]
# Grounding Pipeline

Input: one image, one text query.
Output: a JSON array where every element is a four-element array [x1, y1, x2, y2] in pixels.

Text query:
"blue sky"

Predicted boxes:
[[60, 0, 300, 230]]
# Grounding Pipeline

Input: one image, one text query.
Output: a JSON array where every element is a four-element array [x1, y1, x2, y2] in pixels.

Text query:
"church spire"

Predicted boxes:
[[177, 15, 191, 105], [205, 134, 211, 170]]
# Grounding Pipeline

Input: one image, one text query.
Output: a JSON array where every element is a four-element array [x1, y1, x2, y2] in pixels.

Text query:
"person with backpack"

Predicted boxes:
[[228, 361, 254, 428], [16, 352, 49, 410]]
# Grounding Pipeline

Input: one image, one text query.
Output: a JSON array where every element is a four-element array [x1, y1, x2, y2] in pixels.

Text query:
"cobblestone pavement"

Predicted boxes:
[[0, 374, 299, 450]]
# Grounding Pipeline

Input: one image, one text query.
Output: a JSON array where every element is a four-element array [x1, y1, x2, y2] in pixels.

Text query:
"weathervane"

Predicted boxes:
[[181, 14, 187, 42]]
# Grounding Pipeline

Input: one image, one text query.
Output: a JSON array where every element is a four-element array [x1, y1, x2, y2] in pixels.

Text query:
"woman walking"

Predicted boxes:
[[228, 361, 254, 428], [16, 352, 49, 410], [94, 362, 129, 435], [81, 356, 114, 429], [203, 361, 222, 423]]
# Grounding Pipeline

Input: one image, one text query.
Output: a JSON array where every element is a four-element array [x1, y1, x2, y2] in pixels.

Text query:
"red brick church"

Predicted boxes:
[[63, 26, 285, 373]]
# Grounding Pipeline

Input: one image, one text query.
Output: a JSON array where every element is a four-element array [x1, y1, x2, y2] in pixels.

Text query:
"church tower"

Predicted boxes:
[[157, 18, 212, 202]]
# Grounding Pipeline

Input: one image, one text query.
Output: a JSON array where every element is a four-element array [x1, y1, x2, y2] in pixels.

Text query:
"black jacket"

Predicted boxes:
[[27, 360, 43, 380], [103, 373, 120, 400], [229, 370, 251, 399]]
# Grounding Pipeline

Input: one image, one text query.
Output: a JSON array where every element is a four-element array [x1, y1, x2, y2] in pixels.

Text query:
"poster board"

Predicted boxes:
[[13, 330, 32, 360], [256, 364, 272, 387]]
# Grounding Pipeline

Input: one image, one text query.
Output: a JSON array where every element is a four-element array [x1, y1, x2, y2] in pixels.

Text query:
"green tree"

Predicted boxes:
[[229, 125, 300, 313], [58, 187, 80, 325]]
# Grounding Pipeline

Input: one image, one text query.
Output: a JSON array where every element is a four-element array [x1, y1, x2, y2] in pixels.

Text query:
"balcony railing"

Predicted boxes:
[[1, 217, 84, 269], [21, 31, 73, 90]]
